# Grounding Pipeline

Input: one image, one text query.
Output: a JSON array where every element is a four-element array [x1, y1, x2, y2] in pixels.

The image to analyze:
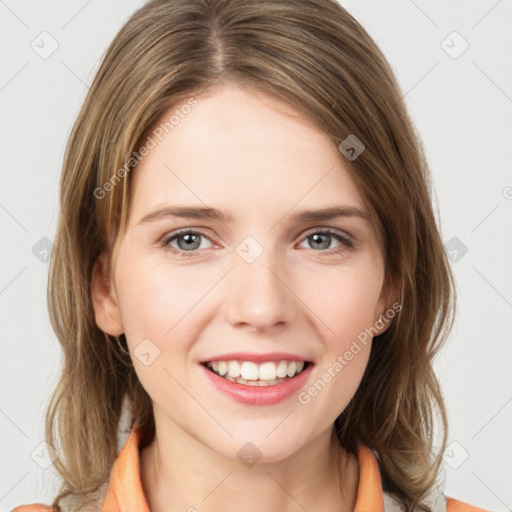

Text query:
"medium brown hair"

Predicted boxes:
[[45, 0, 455, 510]]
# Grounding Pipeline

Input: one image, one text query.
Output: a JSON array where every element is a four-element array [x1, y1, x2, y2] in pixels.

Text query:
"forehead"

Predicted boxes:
[[128, 84, 365, 224]]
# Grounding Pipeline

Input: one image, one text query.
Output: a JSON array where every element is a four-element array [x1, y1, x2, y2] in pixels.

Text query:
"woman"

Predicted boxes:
[[13, 0, 488, 510]]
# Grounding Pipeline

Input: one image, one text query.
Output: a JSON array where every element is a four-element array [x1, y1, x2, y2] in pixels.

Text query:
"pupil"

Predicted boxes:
[[180, 233, 199, 250], [312, 233, 329, 249]]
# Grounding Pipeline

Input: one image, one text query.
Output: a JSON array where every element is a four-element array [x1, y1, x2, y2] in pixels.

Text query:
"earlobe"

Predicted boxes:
[[91, 251, 124, 336]]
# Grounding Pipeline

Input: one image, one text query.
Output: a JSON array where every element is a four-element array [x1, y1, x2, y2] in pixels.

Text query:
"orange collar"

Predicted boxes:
[[102, 426, 384, 512]]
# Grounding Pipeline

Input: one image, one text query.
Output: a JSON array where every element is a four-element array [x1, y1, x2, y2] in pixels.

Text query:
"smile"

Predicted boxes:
[[200, 359, 314, 405], [203, 359, 310, 385]]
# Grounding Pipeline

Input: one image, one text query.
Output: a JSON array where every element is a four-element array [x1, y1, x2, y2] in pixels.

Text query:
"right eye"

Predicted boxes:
[[159, 229, 215, 257]]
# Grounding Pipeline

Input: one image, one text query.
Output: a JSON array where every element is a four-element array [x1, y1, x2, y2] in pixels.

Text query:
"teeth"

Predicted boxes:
[[240, 361, 259, 380], [205, 359, 306, 382], [217, 361, 228, 376], [259, 362, 277, 380], [287, 361, 297, 377], [276, 361, 289, 378], [228, 361, 241, 378]]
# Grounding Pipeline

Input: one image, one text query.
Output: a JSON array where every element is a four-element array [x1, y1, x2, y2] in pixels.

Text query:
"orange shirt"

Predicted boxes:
[[13, 426, 489, 511]]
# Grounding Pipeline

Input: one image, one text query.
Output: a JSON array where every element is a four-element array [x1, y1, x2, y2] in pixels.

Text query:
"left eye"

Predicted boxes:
[[159, 228, 353, 257], [298, 229, 353, 254]]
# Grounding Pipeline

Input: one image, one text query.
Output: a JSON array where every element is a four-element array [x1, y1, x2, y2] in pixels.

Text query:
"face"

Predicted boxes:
[[92, 83, 395, 462]]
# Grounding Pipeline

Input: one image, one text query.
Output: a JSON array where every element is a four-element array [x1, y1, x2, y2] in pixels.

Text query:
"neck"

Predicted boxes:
[[139, 419, 359, 512]]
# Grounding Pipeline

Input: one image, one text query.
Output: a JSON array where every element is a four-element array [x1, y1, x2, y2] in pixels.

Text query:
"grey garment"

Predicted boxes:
[[55, 484, 107, 512], [382, 444, 448, 512], [383, 486, 447, 512]]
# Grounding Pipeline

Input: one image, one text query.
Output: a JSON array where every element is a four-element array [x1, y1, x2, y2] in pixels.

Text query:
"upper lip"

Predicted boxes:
[[199, 352, 314, 363]]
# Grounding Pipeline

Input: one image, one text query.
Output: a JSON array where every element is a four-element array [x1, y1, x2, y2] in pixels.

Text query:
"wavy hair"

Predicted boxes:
[[44, 0, 455, 510]]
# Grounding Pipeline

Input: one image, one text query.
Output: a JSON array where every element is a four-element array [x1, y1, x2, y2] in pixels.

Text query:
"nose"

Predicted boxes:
[[223, 244, 297, 332]]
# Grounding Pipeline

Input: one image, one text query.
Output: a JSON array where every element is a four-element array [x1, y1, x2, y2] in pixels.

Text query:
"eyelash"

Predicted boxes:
[[158, 228, 354, 258]]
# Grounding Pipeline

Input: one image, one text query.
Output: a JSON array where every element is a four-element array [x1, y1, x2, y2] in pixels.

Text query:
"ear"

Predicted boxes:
[[91, 251, 124, 336], [373, 272, 400, 336]]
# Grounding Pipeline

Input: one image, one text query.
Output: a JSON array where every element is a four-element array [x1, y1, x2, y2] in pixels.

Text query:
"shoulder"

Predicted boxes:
[[12, 484, 107, 512], [11, 505, 55, 512], [12, 495, 490, 512], [382, 491, 489, 511], [446, 496, 490, 512], [12, 488, 105, 512]]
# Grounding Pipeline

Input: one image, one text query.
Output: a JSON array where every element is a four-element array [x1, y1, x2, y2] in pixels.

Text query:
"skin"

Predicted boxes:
[[91, 82, 397, 512]]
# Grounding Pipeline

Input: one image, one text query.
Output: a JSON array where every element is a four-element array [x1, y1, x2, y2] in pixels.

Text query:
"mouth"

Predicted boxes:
[[201, 359, 313, 387]]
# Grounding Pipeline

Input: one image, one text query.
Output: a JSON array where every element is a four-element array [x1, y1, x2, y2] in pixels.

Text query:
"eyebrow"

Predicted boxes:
[[137, 205, 370, 225]]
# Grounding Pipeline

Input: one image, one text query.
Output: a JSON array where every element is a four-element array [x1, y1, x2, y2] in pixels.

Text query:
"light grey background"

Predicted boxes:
[[1, 1, 511, 511]]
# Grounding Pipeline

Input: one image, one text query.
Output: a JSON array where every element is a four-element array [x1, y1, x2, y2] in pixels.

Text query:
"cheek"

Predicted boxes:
[[295, 268, 380, 419], [300, 261, 384, 348], [115, 254, 208, 339], [114, 255, 205, 404]]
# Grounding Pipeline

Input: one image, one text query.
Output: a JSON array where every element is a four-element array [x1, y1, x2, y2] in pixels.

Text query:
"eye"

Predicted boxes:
[[298, 228, 353, 255], [159, 227, 354, 258], [159, 229, 214, 258]]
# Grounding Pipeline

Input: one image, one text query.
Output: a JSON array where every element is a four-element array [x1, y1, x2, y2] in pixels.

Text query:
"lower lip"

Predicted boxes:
[[199, 363, 314, 406]]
